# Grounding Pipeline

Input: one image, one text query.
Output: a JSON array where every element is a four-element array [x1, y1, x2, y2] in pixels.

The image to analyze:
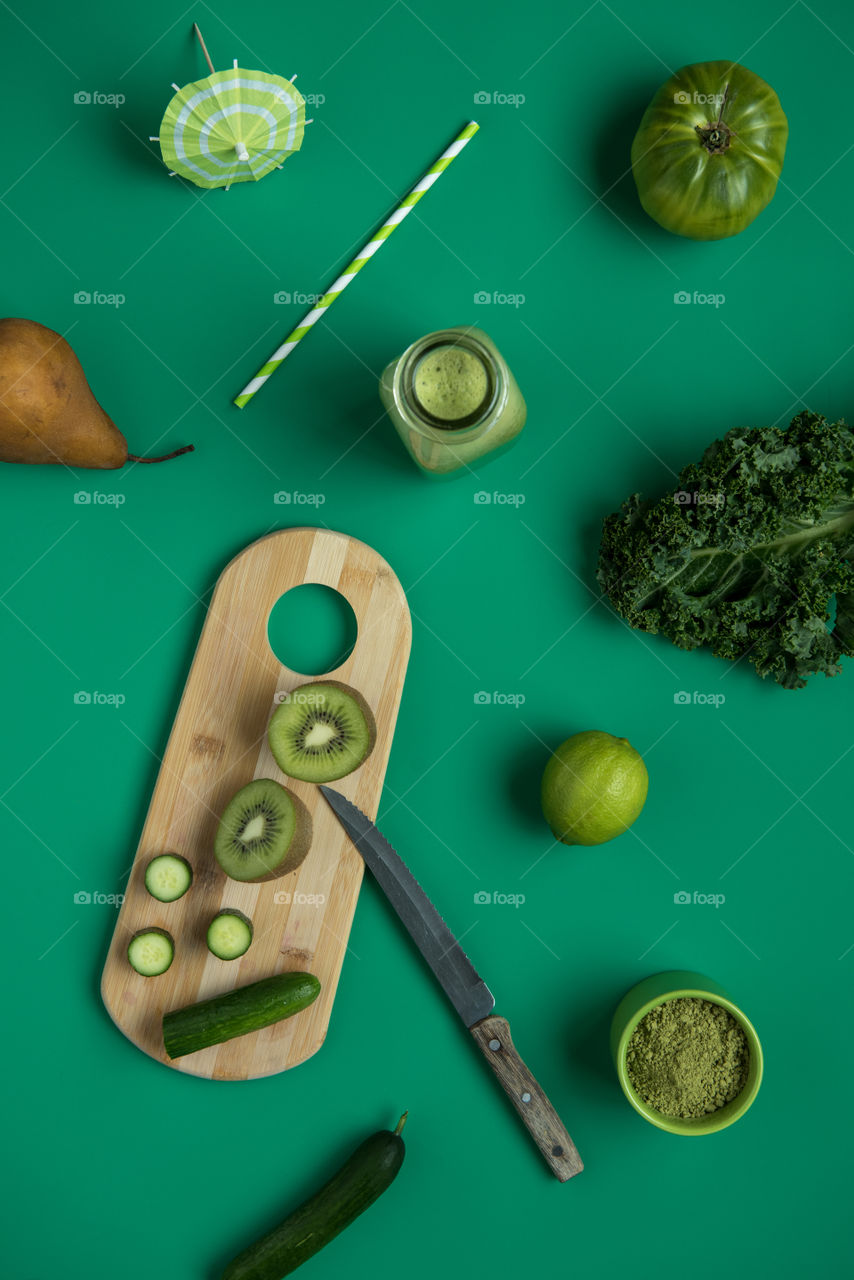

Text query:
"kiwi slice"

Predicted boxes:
[[214, 778, 311, 882], [268, 681, 377, 784]]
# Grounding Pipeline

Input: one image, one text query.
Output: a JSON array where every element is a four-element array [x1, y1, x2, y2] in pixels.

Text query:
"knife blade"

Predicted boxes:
[[320, 785, 583, 1182]]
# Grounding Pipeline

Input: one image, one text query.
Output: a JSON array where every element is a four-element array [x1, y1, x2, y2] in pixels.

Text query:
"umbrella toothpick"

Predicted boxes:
[[193, 23, 216, 75]]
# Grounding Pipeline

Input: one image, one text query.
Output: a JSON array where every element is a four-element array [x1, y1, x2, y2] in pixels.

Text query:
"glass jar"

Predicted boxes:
[[379, 326, 526, 476]]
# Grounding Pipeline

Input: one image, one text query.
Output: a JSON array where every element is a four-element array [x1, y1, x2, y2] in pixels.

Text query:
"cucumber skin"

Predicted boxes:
[[221, 1129, 405, 1280], [163, 973, 320, 1059]]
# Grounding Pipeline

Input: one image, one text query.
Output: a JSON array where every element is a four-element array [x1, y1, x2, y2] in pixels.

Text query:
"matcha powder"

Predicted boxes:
[[626, 997, 749, 1119]]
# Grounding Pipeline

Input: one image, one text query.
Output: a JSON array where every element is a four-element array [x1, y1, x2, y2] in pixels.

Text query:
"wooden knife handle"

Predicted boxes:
[[470, 1014, 583, 1182]]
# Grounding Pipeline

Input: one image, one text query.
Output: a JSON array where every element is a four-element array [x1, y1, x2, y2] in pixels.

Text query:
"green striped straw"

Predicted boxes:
[[234, 120, 480, 407]]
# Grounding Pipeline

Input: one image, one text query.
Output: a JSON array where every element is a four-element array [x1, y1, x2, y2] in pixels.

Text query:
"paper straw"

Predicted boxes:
[[234, 120, 480, 407]]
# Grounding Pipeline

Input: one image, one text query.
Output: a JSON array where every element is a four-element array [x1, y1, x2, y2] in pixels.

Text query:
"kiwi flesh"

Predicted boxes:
[[268, 681, 377, 784], [214, 778, 311, 882]]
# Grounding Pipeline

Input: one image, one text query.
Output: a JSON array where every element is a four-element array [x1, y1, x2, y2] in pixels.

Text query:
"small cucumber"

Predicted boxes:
[[221, 1113, 407, 1280], [163, 971, 320, 1059], [207, 910, 253, 960], [144, 854, 192, 902], [128, 928, 174, 976]]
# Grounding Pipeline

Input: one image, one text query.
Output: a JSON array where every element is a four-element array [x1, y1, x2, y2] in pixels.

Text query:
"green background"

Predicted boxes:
[[2, 0, 852, 1274]]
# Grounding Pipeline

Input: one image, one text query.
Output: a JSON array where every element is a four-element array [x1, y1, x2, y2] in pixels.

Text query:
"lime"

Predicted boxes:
[[541, 730, 648, 846]]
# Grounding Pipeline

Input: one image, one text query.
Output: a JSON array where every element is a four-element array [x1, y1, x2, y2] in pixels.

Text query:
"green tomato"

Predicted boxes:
[[631, 61, 788, 241]]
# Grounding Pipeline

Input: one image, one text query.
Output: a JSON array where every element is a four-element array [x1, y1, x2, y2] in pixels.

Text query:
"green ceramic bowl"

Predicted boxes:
[[610, 970, 763, 1135]]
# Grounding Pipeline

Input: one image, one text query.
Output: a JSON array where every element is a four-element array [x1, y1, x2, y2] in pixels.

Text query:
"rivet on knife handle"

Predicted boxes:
[[470, 1014, 583, 1182]]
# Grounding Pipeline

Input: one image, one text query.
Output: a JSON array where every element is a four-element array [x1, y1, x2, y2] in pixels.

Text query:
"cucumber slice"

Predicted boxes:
[[128, 928, 174, 976], [144, 854, 193, 902], [207, 910, 253, 960], [163, 972, 320, 1059]]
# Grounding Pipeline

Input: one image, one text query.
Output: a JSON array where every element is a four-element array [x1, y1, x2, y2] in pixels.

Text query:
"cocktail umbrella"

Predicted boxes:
[[151, 25, 309, 190]]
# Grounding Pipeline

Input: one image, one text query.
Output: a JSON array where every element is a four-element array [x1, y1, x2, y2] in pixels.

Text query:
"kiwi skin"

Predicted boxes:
[[272, 789, 312, 880], [215, 781, 312, 884], [270, 680, 378, 783]]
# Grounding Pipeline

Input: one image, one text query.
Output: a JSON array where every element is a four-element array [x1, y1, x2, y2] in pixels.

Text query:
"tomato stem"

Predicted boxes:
[[695, 84, 732, 155]]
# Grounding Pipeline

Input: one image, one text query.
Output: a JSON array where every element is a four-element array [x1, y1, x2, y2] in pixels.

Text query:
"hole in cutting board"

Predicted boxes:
[[267, 584, 358, 676]]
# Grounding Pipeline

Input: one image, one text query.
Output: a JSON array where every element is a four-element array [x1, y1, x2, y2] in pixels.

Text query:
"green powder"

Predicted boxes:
[[413, 345, 489, 423], [626, 997, 749, 1119]]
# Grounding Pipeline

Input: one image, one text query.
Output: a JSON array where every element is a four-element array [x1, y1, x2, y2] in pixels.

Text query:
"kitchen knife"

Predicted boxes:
[[320, 785, 583, 1182]]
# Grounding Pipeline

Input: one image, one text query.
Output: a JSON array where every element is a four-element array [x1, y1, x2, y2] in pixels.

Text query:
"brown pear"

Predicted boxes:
[[0, 318, 192, 469]]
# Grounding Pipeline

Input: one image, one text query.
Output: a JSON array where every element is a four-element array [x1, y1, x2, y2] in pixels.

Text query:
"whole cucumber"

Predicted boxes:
[[222, 1114, 408, 1280], [163, 972, 320, 1059]]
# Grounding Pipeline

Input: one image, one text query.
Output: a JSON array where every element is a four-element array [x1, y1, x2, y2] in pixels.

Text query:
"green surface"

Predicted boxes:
[[1, 0, 852, 1275], [267, 584, 357, 675]]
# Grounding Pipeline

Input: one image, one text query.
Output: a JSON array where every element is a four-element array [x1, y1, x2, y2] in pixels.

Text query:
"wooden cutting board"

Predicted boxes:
[[101, 528, 411, 1079]]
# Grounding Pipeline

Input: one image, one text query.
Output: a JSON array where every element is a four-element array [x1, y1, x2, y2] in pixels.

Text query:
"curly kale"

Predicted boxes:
[[597, 411, 854, 688]]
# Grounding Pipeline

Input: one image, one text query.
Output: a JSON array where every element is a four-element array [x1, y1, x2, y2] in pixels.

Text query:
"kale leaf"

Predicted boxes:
[[597, 412, 854, 688]]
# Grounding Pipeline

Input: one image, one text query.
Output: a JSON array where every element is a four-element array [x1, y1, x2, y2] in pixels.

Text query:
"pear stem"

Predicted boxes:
[[127, 444, 195, 464]]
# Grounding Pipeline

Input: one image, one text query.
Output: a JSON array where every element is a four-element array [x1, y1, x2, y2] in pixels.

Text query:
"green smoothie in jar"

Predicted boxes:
[[379, 326, 526, 475]]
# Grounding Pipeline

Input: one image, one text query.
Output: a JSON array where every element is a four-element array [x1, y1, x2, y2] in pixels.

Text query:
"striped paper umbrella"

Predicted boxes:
[[152, 26, 307, 190]]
